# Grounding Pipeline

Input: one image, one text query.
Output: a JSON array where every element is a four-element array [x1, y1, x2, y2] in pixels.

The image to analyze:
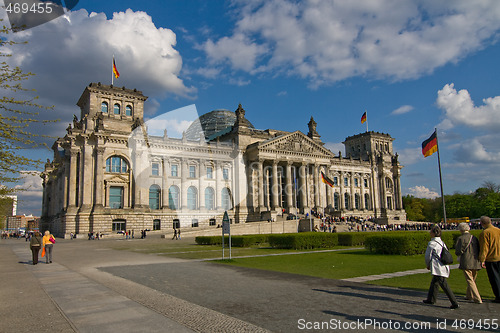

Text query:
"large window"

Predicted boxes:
[[223, 168, 229, 180], [344, 177, 349, 186], [205, 187, 215, 210], [171, 164, 178, 177], [112, 219, 126, 231], [334, 193, 339, 210], [153, 219, 161, 231], [189, 166, 196, 178], [333, 177, 338, 186], [101, 101, 108, 113], [168, 186, 179, 210], [222, 187, 232, 210], [109, 187, 123, 209], [364, 193, 370, 210], [344, 193, 350, 210], [355, 194, 360, 210], [149, 185, 161, 210], [187, 186, 198, 210], [152, 162, 160, 176], [114, 103, 121, 115], [206, 166, 213, 179], [106, 156, 128, 173], [125, 105, 132, 116]]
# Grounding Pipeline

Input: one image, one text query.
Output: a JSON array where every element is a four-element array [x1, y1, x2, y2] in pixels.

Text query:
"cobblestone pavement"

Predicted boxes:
[[2, 237, 499, 333]]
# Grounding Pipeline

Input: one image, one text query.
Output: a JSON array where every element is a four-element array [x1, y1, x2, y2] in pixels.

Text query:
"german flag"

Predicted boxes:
[[361, 111, 367, 124], [321, 171, 334, 187], [113, 57, 120, 79], [422, 130, 437, 157]]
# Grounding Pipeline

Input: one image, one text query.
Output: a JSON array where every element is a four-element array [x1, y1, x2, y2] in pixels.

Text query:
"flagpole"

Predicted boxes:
[[435, 128, 447, 223], [111, 55, 114, 86], [365, 110, 368, 132]]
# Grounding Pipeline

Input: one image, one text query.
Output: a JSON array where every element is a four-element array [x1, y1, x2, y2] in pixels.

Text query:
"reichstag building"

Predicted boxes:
[[41, 83, 406, 237]]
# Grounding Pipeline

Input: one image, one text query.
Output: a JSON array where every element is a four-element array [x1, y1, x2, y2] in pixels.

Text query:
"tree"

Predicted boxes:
[[0, 22, 54, 196]]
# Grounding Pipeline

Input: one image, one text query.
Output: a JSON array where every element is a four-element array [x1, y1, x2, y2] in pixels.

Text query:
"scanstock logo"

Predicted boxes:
[[5, 0, 79, 32]]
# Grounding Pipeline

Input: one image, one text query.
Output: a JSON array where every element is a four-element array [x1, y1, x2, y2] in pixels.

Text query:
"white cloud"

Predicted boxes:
[[437, 83, 500, 130], [324, 142, 344, 155], [397, 147, 422, 166], [202, 0, 500, 85], [453, 137, 500, 164], [407, 185, 439, 199], [391, 105, 413, 115]]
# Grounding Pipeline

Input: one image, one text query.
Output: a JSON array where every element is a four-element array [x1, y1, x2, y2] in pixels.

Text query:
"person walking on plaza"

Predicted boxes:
[[478, 216, 500, 303], [423, 225, 459, 309], [455, 222, 482, 303], [29, 231, 42, 265], [42, 230, 55, 264]]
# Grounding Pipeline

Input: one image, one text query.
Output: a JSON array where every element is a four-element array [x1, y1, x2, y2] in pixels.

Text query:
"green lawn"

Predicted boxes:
[[109, 240, 495, 299]]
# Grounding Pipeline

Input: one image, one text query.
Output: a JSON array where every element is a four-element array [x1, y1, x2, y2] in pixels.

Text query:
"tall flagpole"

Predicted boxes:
[[365, 110, 368, 132], [111, 55, 114, 86], [435, 128, 447, 223]]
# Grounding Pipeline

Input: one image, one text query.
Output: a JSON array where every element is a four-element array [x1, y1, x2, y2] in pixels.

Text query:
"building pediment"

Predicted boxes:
[[256, 131, 335, 157], [104, 174, 129, 184]]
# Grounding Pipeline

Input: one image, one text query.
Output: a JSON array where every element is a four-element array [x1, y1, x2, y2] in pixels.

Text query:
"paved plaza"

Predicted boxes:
[[1, 236, 498, 332]]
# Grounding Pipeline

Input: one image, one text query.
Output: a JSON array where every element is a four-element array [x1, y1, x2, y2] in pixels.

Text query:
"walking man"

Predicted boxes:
[[478, 216, 500, 303]]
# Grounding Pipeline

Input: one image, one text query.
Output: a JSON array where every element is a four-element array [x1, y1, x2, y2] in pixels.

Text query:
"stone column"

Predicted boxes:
[[181, 160, 188, 209], [313, 164, 320, 208], [325, 168, 332, 208], [162, 157, 169, 208], [339, 172, 345, 210], [271, 161, 279, 210], [80, 141, 93, 210], [94, 147, 105, 208], [299, 163, 307, 211], [360, 174, 366, 210], [258, 159, 264, 210], [285, 161, 293, 212], [351, 173, 356, 210], [68, 149, 78, 208], [247, 162, 254, 211]]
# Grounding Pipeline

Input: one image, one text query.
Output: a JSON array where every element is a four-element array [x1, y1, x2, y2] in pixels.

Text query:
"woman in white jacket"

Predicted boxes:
[[423, 225, 459, 309]]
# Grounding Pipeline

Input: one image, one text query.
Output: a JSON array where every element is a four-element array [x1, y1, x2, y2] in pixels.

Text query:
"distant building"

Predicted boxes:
[[6, 214, 38, 231], [41, 83, 406, 238]]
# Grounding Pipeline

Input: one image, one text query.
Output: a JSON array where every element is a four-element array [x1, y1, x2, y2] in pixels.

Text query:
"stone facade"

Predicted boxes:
[[41, 83, 406, 238]]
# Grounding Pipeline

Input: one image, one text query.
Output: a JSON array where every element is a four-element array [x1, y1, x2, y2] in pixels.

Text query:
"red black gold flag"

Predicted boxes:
[[321, 171, 334, 187], [422, 130, 437, 157], [113, 57, 120, 79], [361, 111, 367, 124]]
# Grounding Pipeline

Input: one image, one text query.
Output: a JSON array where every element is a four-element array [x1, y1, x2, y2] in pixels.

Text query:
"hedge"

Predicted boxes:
[[268, 232, 338, 250], [364, 233, 429, 255], [337, 232, 373, 246], [195, 235, 268, 247]]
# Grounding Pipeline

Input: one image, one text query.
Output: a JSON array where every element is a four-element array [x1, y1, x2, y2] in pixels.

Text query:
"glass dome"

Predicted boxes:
[[184, 109, 254, 140]]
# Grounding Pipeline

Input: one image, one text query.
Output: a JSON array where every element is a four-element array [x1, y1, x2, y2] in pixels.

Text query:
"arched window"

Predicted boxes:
[[205, 187, 215, 210], [101, 101, 108, 113], [344, 193, 350, 210], [222, 187, 232, 210], [114, 103, 121, 115], [187, 186, 198, 210], [168, 186, 179, 210], [149, 185, 161, 210], [125, 105, 132, 116], [106, 156, 128, 173], [386, 177, 393, 190], [364, 193, 370, 210], [334, 193, 339, 210], [355, 194, 360, 210]]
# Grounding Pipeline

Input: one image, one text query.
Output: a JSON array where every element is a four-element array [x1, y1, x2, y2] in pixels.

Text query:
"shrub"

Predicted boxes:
[[195, 235, 268, 247], [365, 233, 429, 255], [268, 232, 338, 250], [337, 232, 372, 246]]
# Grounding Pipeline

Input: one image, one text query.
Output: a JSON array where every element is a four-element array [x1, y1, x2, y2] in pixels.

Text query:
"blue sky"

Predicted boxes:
[[3, 0, 500, 215]]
